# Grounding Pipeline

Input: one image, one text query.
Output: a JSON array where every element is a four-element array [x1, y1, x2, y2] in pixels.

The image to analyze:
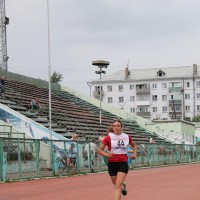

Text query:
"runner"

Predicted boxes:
[[98, 119, 137, 200]]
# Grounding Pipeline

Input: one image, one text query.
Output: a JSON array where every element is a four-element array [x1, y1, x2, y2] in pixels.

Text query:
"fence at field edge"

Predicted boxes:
[[0, 137, 200, 181]]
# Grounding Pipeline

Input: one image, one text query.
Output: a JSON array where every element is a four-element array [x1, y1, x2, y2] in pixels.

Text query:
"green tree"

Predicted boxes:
[[192, 115, 200, 122], [51, 71, 63, 83]]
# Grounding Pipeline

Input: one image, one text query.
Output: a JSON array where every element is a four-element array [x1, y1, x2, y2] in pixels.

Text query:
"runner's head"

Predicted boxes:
[[112, 119, 123, 134]]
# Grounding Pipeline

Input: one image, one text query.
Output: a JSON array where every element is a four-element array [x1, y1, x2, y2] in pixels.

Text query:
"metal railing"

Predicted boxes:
[[1, 137, 200, 182]]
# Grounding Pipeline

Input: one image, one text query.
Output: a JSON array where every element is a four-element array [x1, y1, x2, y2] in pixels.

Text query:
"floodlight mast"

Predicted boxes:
[[46, 0, 54, 171], [0, 0, 9, 71], [92, 60, 109, 124]]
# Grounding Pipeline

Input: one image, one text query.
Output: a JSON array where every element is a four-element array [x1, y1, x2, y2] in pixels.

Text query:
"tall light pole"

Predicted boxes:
[[47, 0, 52, 157], [92, 60, 109, 124], [0, 0, 9, 70]]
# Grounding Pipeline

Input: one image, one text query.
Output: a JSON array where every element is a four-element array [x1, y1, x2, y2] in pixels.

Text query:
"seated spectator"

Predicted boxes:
[[0, 76, 5, 98], [150, 137, 156, 144], [68, 133, 78, 141], [31, 98, 42, 111], [72, 133, 78, 140]]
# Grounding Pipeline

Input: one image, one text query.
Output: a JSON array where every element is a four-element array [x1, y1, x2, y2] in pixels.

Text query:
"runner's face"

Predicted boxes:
[[112, 122, 122, 134]]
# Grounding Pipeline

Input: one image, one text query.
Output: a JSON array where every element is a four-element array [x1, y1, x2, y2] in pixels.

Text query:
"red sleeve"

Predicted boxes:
[[102, 135, 110, 146], [129, 135, 133, 144]]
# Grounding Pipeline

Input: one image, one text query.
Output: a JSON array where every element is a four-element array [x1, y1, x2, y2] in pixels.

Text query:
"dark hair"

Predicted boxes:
[[106, 127, 113, 133], [71, 143, 75, 147], [112, 119, 123, 127]]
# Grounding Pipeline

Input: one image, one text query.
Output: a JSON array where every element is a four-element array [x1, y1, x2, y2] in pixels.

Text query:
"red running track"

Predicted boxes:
[[0, 164, 200, 200]]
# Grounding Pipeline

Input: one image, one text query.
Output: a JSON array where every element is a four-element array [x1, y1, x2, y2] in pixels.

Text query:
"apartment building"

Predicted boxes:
[[90, 64, 200, 121]]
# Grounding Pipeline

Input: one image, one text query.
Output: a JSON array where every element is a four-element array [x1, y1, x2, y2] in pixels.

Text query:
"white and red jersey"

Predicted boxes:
[[102, 132, 133, 162]]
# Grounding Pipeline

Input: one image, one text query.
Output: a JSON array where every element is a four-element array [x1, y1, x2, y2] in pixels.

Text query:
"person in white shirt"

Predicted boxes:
[[84, 140, 97, 168]]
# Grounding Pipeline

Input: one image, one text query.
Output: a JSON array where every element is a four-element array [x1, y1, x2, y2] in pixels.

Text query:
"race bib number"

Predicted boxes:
[[117, 140, 125, 147], [109, 133, 129, 154]]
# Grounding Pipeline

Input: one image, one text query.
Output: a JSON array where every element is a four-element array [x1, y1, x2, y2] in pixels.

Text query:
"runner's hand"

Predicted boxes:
[[131, 154, 136, 160], [107, 152, 113, 157]]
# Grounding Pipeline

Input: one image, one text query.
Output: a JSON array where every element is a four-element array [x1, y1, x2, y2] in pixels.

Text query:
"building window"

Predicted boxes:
[[130, 108, 135, 113], [185, 117, 191, 122], [185, 106, 190, 112], [138, 106, 148, 112], [119, 85, 123, 92], [186, 82, 190, 88], [197, 93, 200, 99], [162, 95, 167, 101], [185, 94, 190, 99], [171, 95, 173, 100], [108, 97, 113, 103], [119, 97, 124, 103], [152, 83, 157, 89], [175, 106, 181, 111], [197, 105, 200, 111], [182, 134, 185, 141], [130, 96, 135, 102], [162, 83, 167, 89], [162, 106, 167, 112], [196, 81, 200, 87], [170, 82, 181, 88], [136, 83, 149, 90], [157, 70, 165, 77], [95, 86, 102, 93], [153, 107, 157, 112], [130, 85, 134, 90], [152, 95, 158, 101], [107, 86, 112, 92]]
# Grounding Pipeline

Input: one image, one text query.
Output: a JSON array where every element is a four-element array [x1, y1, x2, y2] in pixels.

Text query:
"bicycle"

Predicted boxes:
[[57, 156, 67, 175], [66, 157, 77, 175]]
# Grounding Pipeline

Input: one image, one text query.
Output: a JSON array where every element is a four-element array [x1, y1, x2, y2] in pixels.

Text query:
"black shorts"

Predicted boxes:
[[108, 162, 128, 176]]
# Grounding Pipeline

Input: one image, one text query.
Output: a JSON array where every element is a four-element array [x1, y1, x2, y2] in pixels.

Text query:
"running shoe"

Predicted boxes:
[[122, 182, 127, 196]]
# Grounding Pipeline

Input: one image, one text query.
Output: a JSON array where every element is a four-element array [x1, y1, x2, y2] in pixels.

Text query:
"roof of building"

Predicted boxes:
[[92, 65, 200, 83]]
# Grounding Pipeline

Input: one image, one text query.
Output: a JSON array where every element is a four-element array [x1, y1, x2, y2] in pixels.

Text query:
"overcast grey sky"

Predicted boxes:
[[6, 0, 200, 95]]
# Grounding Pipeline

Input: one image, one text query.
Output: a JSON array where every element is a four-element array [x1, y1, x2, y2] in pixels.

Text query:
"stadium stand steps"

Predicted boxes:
[[0, 78, 171, 144], [56, 90, 169, 143]]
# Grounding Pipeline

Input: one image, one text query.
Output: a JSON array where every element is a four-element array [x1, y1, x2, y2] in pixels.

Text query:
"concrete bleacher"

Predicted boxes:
[[0, 72, 171, 144]]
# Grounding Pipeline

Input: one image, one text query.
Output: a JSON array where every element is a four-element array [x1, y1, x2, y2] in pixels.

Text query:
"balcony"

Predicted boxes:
[[169, 87, 183, 93], [169, 111, 182, 119], [169, 111, 182, 115], [136, 88, 150, 94], [93, 90, 104, 98], [169, 100, 182, 105], [136, 112, 151, 118], [136, 101, 150, 106]]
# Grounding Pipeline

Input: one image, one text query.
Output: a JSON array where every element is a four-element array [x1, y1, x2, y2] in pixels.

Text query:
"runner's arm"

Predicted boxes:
[[98, 143, 112, 157], [130, 140, 137, 159]]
